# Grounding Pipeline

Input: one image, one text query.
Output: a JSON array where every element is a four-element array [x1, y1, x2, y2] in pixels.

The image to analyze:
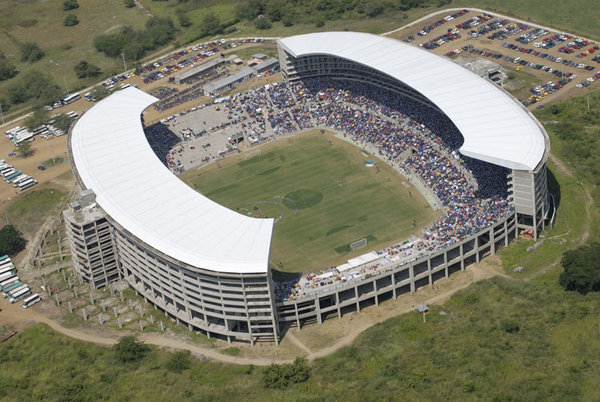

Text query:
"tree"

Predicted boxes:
[[0, 53, 18, 81], [63, 13, 79, 26], [52, 114, 76, 132], [7, 70, 61, 106], [15, 141, 34, 158], [25, 107, 49, 131], [200, 13, 222, 37], [74, 61, 101, 78], [113, 336, 149, 363], [63, 0, 79, 10], [124, 0, 135, 7], [559, 243, 600, 294], [0, 225, 26, 256], [19, 42, 44, 63], [166, 350, 191, 372], [90, 86, 110, 102], [254, 17, 272, 30], [177, 12, 192, 27]]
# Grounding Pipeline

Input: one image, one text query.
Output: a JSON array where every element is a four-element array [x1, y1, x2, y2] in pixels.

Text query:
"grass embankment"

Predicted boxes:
[[4, 187, 69, 236], [2, 275, 599, 400], [184, 131, 439, 272]]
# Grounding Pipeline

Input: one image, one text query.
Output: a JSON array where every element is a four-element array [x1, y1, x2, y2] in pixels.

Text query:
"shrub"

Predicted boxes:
[[63, 0, 79, 10], [559, 243, 600, 294], [19, 42, 44, 63], [262, 357, 310, 389], [0, 53, 18, 81], [124, 0, 135, 7], [74, 61, 101, 79], [166, 351, 190, 372], [501, 319, 520, 333], [113, 336, 149, 363], [63, 13, 79, 26], [254, 17, 272, 30]]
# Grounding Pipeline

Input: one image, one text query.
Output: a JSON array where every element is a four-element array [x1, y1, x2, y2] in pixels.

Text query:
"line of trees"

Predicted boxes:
[[94, 17, 177, 61], [235, 0, 434, 28]]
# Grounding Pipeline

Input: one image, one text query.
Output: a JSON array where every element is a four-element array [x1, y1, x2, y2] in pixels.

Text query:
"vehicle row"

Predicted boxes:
[[0, 256, 40, 307], [501, 42, 597, 70], [416, 9, 469, 36]]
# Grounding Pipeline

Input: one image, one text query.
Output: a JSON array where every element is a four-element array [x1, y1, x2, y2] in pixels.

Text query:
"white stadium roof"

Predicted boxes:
[[70, 87, 273, 274], [278, 32, 548, 171]]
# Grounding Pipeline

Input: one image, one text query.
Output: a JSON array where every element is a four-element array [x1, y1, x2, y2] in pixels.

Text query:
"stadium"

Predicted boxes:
[[64, 31, 550, 345]]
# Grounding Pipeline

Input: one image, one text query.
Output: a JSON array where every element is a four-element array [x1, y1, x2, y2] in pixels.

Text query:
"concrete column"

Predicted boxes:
[[139, 305, 144, 317], [140, 320, 144, 331], [294, 302, 300, 330], [150, 315, 154, 324], [99, 314, 103, 325], [460, 244, 465, 271], [119, 290, 124, 303], [373, 281, 379, 307], [160, 321, 165, 332], [68, 301, 73, 313], [89, 292, 94, 305], [336, 292, 341, 318], [316, 298, 322, 325], [354, 286, 360, 313], [118, 318, 122, 329], [82, 308, 87, 321], [74, 288, 78, 299], [427, 259, 432, 287], [444, 251, 449, 278], [62, 269, 66, 282], [113, 306, 118, 318], [490, 227, 496, 255], [409, 264, 416, 293], [54, 294, 60, 306], [391, 271, 397, 300]]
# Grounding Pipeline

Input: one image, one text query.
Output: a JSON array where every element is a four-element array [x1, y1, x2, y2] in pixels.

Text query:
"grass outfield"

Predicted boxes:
[[183, 131, 440, 273]]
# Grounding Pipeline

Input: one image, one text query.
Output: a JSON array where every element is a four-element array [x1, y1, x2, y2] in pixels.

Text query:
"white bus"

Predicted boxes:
[[9, 286, 31, 303], [3, 283, 26, 298], [19, 179, 37, 191], [0, 264, 15, 276], [0, 271, 16, 283], [0, 255, 9, 262], [22, 293, 41, 309], [0, 277, 19, 291], [66, 111, 78, 119], [62, 93, 81, 105], [12, 175, 31, 187], [9, 173, 27, 184]]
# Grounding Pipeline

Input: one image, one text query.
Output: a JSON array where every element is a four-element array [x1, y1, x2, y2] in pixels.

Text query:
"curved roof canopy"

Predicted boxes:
[[278, 32, 548, 171], [70, 87, 273, 274]]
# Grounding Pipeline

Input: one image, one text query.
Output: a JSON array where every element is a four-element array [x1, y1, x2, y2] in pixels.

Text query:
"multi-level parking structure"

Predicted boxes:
[[64, 31, 549, 344]]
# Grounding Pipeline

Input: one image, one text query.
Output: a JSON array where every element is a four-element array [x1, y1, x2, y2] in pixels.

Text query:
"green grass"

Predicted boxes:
[[0, 0, 149, 106], [184, 132, 438, 272], [4, 187, 69, 236], [4, 275, 600, 401]]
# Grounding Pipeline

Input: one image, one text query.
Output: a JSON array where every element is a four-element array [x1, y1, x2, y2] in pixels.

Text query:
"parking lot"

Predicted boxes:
[[389, 9, 600, 108]]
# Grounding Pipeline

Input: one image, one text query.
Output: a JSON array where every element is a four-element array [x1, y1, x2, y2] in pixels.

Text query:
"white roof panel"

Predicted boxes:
[[71, 87, 273, 274], [278, 32, 547, 171]]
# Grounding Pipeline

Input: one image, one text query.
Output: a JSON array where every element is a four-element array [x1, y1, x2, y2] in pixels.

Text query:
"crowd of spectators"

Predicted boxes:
[[157, 76, 513, 302]]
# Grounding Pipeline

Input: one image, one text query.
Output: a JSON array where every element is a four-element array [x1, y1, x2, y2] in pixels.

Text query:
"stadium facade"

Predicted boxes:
[[65, 32, 549, 344]]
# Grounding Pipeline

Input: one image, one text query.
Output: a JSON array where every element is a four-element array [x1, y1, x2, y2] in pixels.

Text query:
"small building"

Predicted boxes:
[[252, 53, 268, 61], [175, 55, 237, 85], [203, 68, 256, 96], [253, 57, 279, 74]]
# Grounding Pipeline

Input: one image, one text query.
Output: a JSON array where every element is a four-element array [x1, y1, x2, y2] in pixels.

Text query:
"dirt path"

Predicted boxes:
[[549, 153, 593, 242], [0, 258, 505, 366]]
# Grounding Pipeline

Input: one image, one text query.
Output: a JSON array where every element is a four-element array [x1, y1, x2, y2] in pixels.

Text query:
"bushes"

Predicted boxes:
[[63, 0, 79, 10], [113, 336, 149, 364], [124, 0, 135, 7], [94, 17, 176, 60], [0, 53, 18, 81], [7, 70, 61, 106], [254, 17, 272, 30], [262, 357, 310, 389], [559, 243, 600, 294], [74, 61, 101, 79], [63, 13, 79, 26], [0, 225, 26, 255], [19, 42, 44, 63]]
